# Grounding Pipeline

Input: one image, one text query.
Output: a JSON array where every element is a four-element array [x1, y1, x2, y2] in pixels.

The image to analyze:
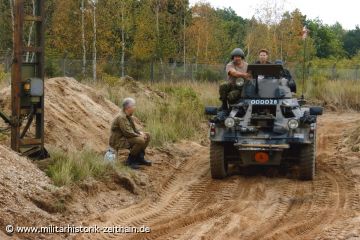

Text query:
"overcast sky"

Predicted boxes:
[[189, 0, 359, 30]]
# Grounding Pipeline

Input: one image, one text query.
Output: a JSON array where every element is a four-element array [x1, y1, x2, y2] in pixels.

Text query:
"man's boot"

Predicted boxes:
[[137, 151, 152, 166], [126, 154, 140, 169]]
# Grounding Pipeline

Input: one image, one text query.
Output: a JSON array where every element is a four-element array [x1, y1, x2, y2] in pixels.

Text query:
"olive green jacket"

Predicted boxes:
[[109, 110, 140, 150]]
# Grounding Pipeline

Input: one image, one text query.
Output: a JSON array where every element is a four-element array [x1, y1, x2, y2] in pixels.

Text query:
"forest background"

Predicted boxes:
[[0, 0, 360, 82]]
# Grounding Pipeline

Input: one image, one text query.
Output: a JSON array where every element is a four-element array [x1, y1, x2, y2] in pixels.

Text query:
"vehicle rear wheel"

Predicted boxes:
[[299, 140, 316, 180], [210, 142, 228, 179]]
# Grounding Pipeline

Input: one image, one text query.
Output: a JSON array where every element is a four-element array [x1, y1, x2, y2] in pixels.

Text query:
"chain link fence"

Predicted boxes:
[[0, 50, 12, 73], [1, 53, 360, 82], [44, 57, 227, 82]]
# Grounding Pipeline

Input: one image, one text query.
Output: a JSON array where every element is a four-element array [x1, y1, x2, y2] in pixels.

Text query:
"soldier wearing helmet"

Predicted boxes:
[[219, 48, 251, 110], [275, 59, 297, 93]]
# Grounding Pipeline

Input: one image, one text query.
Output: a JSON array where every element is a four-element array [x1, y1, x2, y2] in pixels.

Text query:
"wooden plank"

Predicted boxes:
[[20, 138, 42, 146]]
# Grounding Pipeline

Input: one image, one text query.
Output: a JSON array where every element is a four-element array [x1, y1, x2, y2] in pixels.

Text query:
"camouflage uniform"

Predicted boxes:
[[109, 110, 150, 156], [219, 61, 249, 104]]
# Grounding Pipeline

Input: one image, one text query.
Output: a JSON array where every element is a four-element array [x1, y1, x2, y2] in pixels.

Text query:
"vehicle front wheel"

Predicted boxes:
[[299, 140, 316, 180], [210, 142, 228, 179]]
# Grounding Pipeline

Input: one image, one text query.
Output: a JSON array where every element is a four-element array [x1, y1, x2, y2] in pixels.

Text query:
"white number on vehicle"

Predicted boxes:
[[250, 99, 278, 105]]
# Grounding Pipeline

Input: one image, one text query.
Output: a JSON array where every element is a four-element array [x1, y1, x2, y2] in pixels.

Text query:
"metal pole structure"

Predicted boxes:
[[301, 26, 308, 99], [301, 36, 307, 99], [11, 0, 48, 159], [92, 1, 97, 82], [11, 0, 23, 152]]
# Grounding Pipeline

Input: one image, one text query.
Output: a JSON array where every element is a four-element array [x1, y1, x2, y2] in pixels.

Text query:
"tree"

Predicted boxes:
[[277, 9, 309, 62], [186, 3, 233, 64], [245, 0, 287, 62], [306, 19, 346, 58], [215, 7, 248, 61], [343, 26, 360, 57]]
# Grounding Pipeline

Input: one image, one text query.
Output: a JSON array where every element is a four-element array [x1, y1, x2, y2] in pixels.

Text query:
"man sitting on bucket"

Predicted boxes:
[[109, 97, 152, 169]]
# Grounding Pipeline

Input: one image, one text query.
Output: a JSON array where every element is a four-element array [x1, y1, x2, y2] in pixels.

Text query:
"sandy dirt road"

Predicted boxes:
[[77, 112, 360, 240]]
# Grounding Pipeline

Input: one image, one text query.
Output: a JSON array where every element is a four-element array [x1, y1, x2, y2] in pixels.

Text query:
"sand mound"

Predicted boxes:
[[0, 77, 127, 152], [0, 76, 165, 152], [44, 77, 120, 152], [0, 145, 60, 237]]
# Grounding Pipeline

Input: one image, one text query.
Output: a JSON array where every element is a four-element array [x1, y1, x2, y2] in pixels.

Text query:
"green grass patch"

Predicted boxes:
[[135, 84, 207, 146], [95, 77, 219, 147], [46, 147, 130, 186]]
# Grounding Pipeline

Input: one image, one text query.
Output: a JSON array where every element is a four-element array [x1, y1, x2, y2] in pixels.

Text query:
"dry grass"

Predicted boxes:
[[303, 76, 360, 110], [90, 76, 359, 146]]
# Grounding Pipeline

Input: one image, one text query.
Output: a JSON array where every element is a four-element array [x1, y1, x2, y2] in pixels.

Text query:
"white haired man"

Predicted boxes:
[[109, 97, 152, 169]]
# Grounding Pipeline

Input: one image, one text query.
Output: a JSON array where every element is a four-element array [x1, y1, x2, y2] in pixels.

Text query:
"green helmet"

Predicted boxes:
[[230, 48, 245, 59]]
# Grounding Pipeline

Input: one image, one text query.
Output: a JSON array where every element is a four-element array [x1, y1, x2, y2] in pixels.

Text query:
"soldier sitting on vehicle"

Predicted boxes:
[[254, 49, 272, 64], [219, 48, 252, 110], [109, 97, 152, 169], [274, 60, 297, 93]]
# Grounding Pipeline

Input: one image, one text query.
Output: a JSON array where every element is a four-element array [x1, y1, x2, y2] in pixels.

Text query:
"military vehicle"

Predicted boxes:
[[205, 64, 323, 180]]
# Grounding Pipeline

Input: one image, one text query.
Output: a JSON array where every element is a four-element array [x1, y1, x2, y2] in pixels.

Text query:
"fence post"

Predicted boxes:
[[62, 53, 67, 77], [4, 49, 10, 72], [332, 63, 337, 80], [190, 62, 193, 82], [307, 62, 312, 81], [150, 61, 154, 83]]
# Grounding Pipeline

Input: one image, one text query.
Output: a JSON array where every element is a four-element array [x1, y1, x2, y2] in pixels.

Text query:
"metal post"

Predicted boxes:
[[150, 61, 154, 83], [11, 0, 48, 159], [332, 63, 336, 80], [301, 36, 307, 99], [11, 0, 23, 152], [62, 56, 66, 76]]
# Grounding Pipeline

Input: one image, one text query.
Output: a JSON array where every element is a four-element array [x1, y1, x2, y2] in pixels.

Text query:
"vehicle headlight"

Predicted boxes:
[[288, 119, 299, 129], [224, 117, 235, 128], [236, 79, 244, 87]]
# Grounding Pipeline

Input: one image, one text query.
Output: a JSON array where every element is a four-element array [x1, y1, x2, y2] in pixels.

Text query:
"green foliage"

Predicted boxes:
[[135, 85, 205, 146], [343, 26, 360, 57], [1, 0, 359, 74], [195, 68, 222, 82], [306, 19, 346, 58], [215, 7, 248, 60], [102, 73, 120, 87], [44, 57, 62, 78], [0, 65, 7, 81], [0, 65, 10, 88], [46, 147, 128, 186], [0, 1, 12, 50]]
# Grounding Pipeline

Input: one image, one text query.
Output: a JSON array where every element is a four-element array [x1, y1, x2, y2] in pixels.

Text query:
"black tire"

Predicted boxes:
[[299, 140, 316, 180], [210, 142, 228, 179]]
